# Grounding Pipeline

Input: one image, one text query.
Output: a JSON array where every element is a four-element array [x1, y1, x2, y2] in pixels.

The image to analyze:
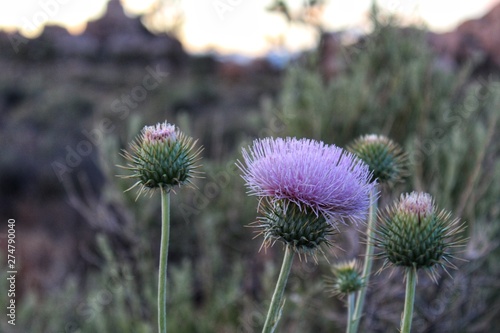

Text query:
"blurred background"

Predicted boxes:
[[0, 0, 499, 332]]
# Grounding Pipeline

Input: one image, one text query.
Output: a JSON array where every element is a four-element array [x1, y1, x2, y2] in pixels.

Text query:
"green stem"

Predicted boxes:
[[346, 293, 356, 333], [351, 187, 378, 333], [158, 189, 170, 333], [262, 245, 295, 333], [401, 267, 417, 333]]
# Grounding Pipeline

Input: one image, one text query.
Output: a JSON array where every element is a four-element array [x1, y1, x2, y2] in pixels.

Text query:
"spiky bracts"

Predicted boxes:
[[326, 260, 364, 297], [256, 200, 336, 258], [120, 121, 202, 197], [373, 192, 466, 281], [348, 134, 408, 185]]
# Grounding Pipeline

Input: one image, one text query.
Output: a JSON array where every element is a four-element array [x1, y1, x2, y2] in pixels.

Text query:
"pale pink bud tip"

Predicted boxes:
[[399, 192, 433, 217], [363, 134, 382, 142], [143, 122, 177, 143]]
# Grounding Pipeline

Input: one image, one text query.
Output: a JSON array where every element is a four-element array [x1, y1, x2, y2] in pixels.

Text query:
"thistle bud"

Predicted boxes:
[[374, 192, 466, 280], [348, 134, 408, 185], [120, 121, 202, 196], [327, 260, 364, 297], [257, 200, 335, 257]]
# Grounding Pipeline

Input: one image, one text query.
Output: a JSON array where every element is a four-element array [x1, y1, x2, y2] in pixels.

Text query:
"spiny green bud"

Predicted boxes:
[[256, 200, 336, 258], [347, 134, 408, 185], [120, 121, 203, 197], [326, 260, 364, 297], [374, 192, 466, 281]]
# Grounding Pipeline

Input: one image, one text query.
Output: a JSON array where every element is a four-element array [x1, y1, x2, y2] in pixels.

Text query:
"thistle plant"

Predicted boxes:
[[238, 137, 373, 333], [326, 260, 364, 333], [347, 134, 407, 333], [348, 134, 408, 185], [327, 260, 364, 297], [119, 121, 202, 333], [373, 192, 466, 333]]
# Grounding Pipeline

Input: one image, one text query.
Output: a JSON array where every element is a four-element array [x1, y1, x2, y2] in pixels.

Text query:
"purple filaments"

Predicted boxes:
[[239, 137, 374, 223]]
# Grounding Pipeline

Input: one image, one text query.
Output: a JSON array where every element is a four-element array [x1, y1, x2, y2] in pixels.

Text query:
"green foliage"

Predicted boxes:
[[4, 7, 499, 333]]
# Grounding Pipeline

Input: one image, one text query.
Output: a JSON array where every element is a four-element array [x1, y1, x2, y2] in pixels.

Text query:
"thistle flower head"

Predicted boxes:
[[326, 260, 364, 297], [119, 121, 202, 197], [348, 134, 408, 185], [256, 200, 336, 258], [373, 191, 466, 281], [238, 137, 374, 223]]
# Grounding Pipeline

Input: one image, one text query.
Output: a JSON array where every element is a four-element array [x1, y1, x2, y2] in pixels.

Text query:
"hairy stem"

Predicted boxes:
[[346, 292, 356, 333], [158, 189, 170, 333], [351, 187, 378, 333], [401, 267, 417, 333], [262, 245, 295, 333]]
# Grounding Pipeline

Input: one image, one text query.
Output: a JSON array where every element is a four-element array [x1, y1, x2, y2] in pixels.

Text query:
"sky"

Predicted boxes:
[[0, 0, 499, 56]]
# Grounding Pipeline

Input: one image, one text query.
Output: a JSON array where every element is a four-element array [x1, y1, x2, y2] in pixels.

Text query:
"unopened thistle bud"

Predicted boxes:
[[348, 134, 408, 185], [374, 192, 466, 281], [257, 200, 335, 257], [120, 121, 202, 197], [326, 260, 364, 297]]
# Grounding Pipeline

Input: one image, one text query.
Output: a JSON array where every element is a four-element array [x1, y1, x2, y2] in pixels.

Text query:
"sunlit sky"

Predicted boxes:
[[0, 0, 499, 56]]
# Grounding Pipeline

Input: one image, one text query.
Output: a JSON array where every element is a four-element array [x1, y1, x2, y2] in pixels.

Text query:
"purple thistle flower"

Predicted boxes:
[[238, 137, 374, 223]]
